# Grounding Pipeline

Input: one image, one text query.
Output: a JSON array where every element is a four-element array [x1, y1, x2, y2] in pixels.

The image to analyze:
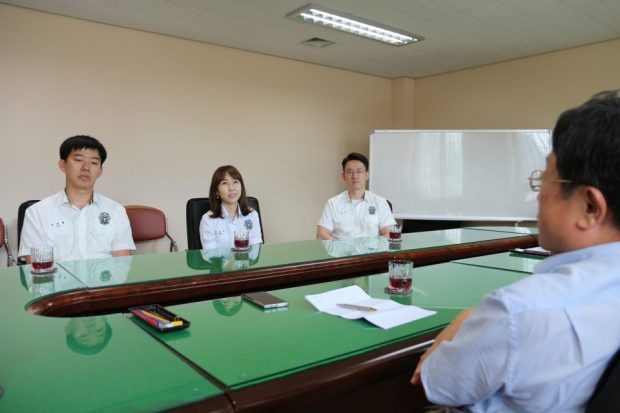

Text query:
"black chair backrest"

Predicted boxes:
[[585, 346, 620, 412], [17, 200, 40, 249], [185, 197, 263, 250]]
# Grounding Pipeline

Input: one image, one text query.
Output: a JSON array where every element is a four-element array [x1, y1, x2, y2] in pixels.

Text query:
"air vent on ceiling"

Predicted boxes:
[[301, 37, 335, 48]]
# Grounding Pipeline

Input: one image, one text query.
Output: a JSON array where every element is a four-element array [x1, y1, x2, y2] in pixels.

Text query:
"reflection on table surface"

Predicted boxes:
[[322, 236, 389, 257], [0, 311, 221, 412], [26, 227, 536, 291], [195, 244, 261, 271], [465, 225, 539, 235], [65, 315, 113, 355], [452, 251, 545, 274], [20, 264, 87, 298], [58, 256, 132, 287]]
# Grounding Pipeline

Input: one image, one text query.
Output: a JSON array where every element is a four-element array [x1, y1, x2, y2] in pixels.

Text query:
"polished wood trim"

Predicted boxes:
[[28, 235, 537, 317], [394, 235, 538, 265], [227, 330, 439, 412], [166, 395, 234, 413]]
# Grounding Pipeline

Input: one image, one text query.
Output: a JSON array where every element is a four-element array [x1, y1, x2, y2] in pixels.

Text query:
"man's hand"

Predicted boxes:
[[411, 307, 475, 385]]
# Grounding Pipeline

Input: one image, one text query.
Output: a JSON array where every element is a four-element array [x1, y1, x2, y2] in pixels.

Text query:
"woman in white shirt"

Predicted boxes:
[[199, 165, 263, 250]]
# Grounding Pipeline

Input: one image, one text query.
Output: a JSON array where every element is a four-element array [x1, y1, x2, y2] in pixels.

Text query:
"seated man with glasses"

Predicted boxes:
[[411, 90, 620, 412], [317, 152, 396, 240]]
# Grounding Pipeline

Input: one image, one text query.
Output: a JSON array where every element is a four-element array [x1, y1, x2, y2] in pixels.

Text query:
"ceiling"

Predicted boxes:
[[3, 0, 620, 78]]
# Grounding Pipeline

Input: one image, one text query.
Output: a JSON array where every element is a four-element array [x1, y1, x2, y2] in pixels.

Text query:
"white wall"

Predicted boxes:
[[414, 39, 620, 129], [0, 4, 392, 259], [2, 4, 619, 265]]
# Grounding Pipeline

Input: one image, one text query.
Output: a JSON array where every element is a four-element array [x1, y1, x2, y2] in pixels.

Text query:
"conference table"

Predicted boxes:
[[0, 227, 540, 412], [24, 227, 537, 316], [133, 261, 533, 412]]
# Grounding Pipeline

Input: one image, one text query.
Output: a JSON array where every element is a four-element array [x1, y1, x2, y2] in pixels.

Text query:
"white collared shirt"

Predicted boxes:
[[318, 190, 396, 239], [199, 205, 262, 250], [18, 191, 135, 262]]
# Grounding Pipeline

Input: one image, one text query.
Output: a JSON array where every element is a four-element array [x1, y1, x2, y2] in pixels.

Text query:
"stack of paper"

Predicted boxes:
[[305, 285, 436, 329]]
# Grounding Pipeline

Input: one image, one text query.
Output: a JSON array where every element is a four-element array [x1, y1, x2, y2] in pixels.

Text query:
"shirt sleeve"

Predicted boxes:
[[18, 207, 45, 257], [248, 243, 260, 261], [377, 198, 396, 229], [199, 213, 218, 250], [421, 293, 514, 406], [112, 206, 136, 252], [249, 211, 263, 245], [318, 200, 335, 231]]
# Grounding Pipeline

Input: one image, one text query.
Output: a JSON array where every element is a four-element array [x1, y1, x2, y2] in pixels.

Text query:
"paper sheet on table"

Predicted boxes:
[[305, 285, 436, 329]]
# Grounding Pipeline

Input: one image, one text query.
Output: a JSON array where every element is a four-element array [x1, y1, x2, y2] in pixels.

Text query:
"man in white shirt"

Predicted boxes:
[[19, 135, 135, 263], [317, 152, 396, 240], [411, 90, 620, 412]]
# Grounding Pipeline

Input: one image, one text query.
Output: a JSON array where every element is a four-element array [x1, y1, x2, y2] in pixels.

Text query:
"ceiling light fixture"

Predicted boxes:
[[288, 4, 423, 46]]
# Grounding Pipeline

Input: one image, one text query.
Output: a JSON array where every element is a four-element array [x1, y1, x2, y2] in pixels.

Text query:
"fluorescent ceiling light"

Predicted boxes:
[[288, 4, 423, 46]]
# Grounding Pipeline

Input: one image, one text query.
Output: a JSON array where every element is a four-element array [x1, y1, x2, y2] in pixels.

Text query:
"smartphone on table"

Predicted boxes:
[[242, 292, 288, 309]]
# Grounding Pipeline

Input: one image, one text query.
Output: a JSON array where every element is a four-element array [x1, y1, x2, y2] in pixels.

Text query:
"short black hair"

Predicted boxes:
[[341, 152, 369, 171], [59, 135, 107, 164], [552, 90, 620, 227]]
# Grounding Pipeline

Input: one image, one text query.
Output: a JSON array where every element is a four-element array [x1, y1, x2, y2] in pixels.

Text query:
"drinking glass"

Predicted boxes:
[[388, 224, 402, 242], [31, 246, 54, 274], [387, 260, 413, 294], [233, 230, 250, 251]]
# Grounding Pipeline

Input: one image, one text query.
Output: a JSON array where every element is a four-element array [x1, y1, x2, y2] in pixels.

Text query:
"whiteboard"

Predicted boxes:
[[369, 130, 551, 221]]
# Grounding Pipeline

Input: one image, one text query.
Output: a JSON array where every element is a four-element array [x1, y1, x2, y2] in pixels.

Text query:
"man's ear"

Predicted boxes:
[[58, 159, 66, 173], [577, 186, 608, 229]]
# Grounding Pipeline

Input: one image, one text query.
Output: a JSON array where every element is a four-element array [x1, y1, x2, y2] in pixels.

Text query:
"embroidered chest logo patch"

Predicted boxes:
[[98, 212, 111, 225], [368, 206, 376, 215], [244, 219, 253, 230], [100, 270, 112, 282]]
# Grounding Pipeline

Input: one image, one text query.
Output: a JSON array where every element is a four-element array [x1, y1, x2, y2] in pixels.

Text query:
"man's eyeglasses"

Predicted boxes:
[[344, 169, 367, 176], [528, 170, 572, 191]]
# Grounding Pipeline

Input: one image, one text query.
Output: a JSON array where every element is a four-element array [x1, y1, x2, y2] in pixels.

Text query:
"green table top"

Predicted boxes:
[[19, 264, 88, 308], [0, 233, 538, 411], [55, 228, 533, 289], [453, 251, 546, 274], [385, 227, 533, 253], [136, 262, 530, 390], [0, 266, 223, 413], [464, 225, 539, 235]]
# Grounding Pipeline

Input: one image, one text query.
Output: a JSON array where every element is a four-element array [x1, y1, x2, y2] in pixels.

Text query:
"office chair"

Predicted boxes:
[[17, 199, 40, 264], [17, 200, 40, 249], [0, 217, 16, 266], [186, 197, 263, 250], [125, 205, 178, 252], [585, 346, 620, 412]]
